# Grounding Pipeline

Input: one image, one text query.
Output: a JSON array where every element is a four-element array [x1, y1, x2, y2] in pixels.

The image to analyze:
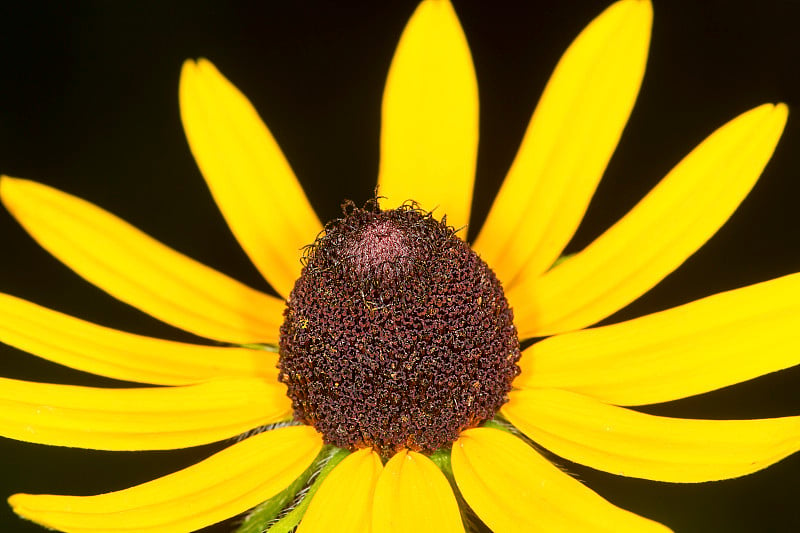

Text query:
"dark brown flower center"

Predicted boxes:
[[278, 201, 520, 456]]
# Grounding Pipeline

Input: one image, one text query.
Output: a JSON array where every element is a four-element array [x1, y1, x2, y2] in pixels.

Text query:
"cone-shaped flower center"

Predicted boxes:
[[279, 201, 520, 456]]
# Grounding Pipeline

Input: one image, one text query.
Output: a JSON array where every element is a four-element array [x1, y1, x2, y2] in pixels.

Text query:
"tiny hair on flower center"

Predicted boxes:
[[278, 200, 520, 456]]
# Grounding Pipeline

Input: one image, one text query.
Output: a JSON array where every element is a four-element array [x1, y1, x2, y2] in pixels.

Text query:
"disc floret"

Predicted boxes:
[[279, 201, 520, 456]]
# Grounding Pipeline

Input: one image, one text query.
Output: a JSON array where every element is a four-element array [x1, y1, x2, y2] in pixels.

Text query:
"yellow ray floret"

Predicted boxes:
[[378, 0, 478, 233], [372, 449, 464, 532], [0, 176, 284, 344], [180, 59, 322, 299], [510, 102, 788, 337], [451, 427, 671, 532], [0, 292, 278, 385], [297, 448, 382, 532], [503, 388, 800, 482], [475, 0, 652, 288], [0, 377, 291, 450], [9, 425, 323, 533], [516, 272, 800, 405]]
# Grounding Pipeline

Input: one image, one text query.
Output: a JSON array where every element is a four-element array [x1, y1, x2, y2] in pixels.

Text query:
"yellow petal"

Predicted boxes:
[[9, 425, 322, 533], [297, 448, 382, 532], [509, 103, 788, 337], [0, 377, 290, 450], [377, 0, 478, 232], [516, 273, 800, 405], [0, 292, 278, 386], [451, 428, 670, 532], [0, 176, 284, 344], [372, 449, 464, 533], [473, 0, 652, 287], [180, 59, 321, 298], [503, 388, 800, 483]]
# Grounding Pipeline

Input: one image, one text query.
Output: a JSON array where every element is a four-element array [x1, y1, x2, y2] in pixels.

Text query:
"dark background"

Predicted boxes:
[[0, 1, 799, 531]]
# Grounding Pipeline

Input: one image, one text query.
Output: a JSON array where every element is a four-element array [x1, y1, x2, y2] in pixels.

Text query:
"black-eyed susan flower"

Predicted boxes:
[[0, 0, 797, 531]]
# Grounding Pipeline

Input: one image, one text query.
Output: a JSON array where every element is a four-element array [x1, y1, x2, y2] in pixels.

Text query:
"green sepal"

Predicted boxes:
[[429, 445, 482, 531], [429, 446, 454, 479], [481, 417, 513, 434], [265, 447, 350, 533], [551, 253, 575, 268], [238, 343, 279, 352], [235, 445, 332, 533]]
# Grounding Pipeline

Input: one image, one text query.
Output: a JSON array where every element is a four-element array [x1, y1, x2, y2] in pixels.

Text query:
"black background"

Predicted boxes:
[[0, 1, 799, 531]]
